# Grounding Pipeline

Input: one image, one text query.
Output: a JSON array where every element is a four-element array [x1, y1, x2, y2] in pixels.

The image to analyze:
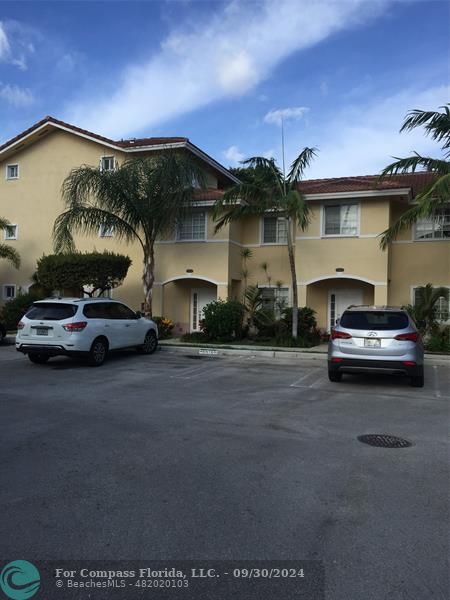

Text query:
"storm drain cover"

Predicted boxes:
[[357, 434, 412, 448]]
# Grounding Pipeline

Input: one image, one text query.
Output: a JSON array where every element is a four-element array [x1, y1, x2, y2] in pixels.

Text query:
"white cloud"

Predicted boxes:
[[223, 145, 245, 166], [66, 0, 389, 137], [303, 84, 448, 179], [0, 83, 34, 107], [0, 22, 11, 60], [264, 106, 310, 126]]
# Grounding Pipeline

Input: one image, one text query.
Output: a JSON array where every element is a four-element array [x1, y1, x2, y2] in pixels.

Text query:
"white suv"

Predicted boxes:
[[16, 298, 158, 366]]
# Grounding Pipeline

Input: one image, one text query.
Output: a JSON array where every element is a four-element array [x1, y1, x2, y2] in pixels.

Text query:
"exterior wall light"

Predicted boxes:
[[335, 268, 345, 272]]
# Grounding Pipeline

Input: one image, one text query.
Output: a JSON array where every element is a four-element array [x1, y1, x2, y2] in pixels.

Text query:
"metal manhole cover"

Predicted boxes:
[[357, 434, 412, 448]]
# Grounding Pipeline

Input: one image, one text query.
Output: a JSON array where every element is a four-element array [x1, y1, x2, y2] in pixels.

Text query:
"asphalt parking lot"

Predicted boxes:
[[0, 343, 449, 599]]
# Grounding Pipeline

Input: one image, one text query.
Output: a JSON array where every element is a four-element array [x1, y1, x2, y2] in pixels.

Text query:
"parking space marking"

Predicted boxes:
[[290, 368, 322, 388]]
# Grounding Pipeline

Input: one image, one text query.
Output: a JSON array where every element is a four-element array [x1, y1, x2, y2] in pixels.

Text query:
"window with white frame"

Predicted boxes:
[[6, 164, 19, 179], [260, 287, 289, 318], [177, 212, 206, 241], [414, 204, 450, 240], [263, 216, 288, 244], [323, 203, 359, 236], [3, 284, 16, 300], [4, 224, 17, 240], [413, 287, 450, 322], [100, 156, 115, 172], [99, 224, 114, 238]]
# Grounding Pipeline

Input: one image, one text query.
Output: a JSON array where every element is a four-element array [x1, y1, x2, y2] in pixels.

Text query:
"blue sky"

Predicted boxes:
[[0, 0, 448, 178]]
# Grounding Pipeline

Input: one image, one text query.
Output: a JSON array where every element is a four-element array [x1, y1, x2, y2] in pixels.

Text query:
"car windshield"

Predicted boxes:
[[26, 303, 78, 321], [340, 311, 409, 331]]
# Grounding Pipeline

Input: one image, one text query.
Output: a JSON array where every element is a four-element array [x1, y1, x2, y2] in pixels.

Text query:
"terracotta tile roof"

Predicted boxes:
[[0, 115, 188, 153], [299, 172, 437, 198]]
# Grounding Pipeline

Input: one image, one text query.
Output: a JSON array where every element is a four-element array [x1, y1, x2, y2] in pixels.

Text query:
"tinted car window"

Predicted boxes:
[[107, 303, 136, 320], [26, 303, 78, 321], [340, 311, 409, 330], [83, 303, 111, 319]]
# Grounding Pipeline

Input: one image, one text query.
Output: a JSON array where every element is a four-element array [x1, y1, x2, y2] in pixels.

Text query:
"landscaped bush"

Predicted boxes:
[[1, 291, 46, 330], [425, 326, 450, 353], [201, 299, 245, 341], [282, 306, 317, 333], [181, 332, 209, 343], [152, 316, 174, 339]]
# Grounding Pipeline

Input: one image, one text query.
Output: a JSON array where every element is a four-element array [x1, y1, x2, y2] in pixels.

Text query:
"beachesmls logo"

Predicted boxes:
[[0, 561, 40, 600]]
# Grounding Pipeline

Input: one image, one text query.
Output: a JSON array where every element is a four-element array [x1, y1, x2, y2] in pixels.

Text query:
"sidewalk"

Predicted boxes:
[[159, 338, 449, 363]]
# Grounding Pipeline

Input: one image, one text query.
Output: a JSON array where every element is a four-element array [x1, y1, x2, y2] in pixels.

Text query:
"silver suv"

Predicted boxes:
[[16, 298, 158, 366], [328, 305, 424, 387]]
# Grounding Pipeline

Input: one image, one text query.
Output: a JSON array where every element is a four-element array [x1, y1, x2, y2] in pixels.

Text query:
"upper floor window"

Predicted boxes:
[[414, 205, 450, 240], [263, 216, 287, 244], [177, 212, 206, 241], [3, 284, 16, 300], [99, 224, 114, 238], [100, 156, 116, 172], [6, 164, 19, 180], [413, 287, 449, 322], [4, 224, 17, 240], [323, 203, 358, 236]]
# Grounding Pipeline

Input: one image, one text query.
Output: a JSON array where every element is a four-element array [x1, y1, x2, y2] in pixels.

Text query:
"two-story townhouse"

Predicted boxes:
[[0, 116, 240, 333], [1, 117, 449, 334]]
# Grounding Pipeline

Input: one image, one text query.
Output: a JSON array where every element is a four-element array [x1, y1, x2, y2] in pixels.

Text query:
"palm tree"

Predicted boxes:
[[404, 283, 449, 334], [53, 154, 205, 314], [379, 104, 450, 249], [214, 149, 317, 338], [0, 217, 20, 268]]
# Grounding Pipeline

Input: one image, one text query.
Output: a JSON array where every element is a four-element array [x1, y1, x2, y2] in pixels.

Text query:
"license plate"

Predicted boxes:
[[35, 328, 49, 336], [364, 338, 381, 348]]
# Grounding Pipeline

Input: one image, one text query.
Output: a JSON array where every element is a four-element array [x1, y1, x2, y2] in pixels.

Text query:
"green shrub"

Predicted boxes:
[[201, 299, 245, 341], [181, 332, 209, 343], [152, 316, 174, 339], [282, 306, 317, 334], [425, 326, 450, 353], [1, 291, 46, 330], [36, 251, 131, 297]]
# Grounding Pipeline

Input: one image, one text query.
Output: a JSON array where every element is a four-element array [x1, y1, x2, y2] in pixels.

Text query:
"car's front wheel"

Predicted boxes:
[[137, 330, 158, 355], [87, 338, 108, 366], [328, 370, 342, 382], [28, 353, 50, 364]]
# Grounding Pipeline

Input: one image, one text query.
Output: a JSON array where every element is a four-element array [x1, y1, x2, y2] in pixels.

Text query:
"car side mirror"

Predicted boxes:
[[135, 311, 143, 319]]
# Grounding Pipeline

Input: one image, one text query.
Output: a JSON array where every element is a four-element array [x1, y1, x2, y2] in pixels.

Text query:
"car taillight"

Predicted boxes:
[[17, 321, 25, 330], [331, 329, 352, 340], [395, 332, 418, 342], [63, 321, 88, 332]]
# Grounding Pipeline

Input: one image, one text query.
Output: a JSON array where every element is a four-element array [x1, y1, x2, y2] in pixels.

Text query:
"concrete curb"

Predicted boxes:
[[159, 341, 450, 364]]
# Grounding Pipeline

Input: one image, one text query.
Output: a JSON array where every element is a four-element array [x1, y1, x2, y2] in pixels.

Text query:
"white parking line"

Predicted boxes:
[[289, 368, 321, 388]]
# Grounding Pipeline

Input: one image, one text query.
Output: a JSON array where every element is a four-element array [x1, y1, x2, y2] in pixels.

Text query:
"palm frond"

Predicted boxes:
[[378, 198, 438, 249], [0, 243, 20, 268], [53, 206, 144, 253], [400, 104, 450, 151], [285, 189, 311, 231], [381, 154, 449, 176], [287, 147, 318, 183]]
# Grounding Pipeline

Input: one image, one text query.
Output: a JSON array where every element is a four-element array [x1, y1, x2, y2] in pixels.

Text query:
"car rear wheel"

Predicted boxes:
[[411, 369, 424, 388], [87, 338, 108, 366], [137, 330, 158, 355], [328, 370, 342, 382], [28, 353, 50, 364]]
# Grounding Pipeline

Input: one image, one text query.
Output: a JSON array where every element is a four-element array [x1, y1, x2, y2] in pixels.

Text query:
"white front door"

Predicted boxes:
[[329, 289, 363, 329], [191, 288, 216, 332]]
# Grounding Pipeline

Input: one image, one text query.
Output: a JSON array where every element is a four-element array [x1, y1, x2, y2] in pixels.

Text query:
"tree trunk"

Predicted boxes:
[[286, 216, 298, 338], [142, 243, 155, 316]]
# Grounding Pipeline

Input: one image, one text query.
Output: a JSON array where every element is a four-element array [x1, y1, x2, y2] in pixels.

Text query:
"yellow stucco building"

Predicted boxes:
[[1, 116, 449, 333]]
